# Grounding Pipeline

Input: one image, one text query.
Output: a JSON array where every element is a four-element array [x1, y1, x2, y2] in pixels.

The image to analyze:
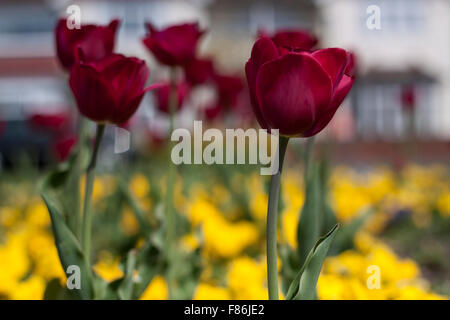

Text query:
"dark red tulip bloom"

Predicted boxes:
[[70, 52, 159, 125], [54, 136, 77, 161], [142, 23, 204, 66], [202, 103, 223, 121], [401, 85, 416, 111], [259, 29, 318, 54], [214, 74, 244, 108], [245, 37, 354, 137], [154, 81, 190, 114], [184, 57, 215, 86], [29, 112, 71, 131], [55, 18, 119, 70]]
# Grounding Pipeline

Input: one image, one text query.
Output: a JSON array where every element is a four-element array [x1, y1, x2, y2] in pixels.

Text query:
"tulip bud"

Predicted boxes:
[[184, 57, 215, 86], [69, 51, 159, 125], [154, 81, 190, 114], [142, 23, 204, 67], [245, 37, 354, 137], [55, 18, 120, 70]]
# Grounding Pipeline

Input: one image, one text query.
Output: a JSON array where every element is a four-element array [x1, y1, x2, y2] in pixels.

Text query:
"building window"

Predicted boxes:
[[354, 79, 436, 140], [361, 0, 425, 35]]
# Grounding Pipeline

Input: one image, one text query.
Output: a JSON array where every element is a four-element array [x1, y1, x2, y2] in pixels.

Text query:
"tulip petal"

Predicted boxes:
[[112, 91, 145, 125], [303, 74, 354, 137], [69, 64, 116, 123], [245, 37, 279, 129], [255, 53, 333, 137], [143, 23, 203, 66], [103, 57, 149, 105], [312, 48, 349, 89], [271, 30, 318, 51]]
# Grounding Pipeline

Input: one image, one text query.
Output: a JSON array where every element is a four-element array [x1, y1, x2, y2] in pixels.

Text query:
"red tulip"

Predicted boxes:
[[259, 29, 318, 54], [54, 136, 77, 161], [245, 37, 354, 137], [142, 23, 204, 66], [184, 57, 215, 86], [29, 112, 71, 131], [154, 81, 190, 114], [69, 51, 159, 125], [401, 85, 416, 111], [214, 74, 244, 108], [202, 103, 223, 121], [55, 18, 119, 70]]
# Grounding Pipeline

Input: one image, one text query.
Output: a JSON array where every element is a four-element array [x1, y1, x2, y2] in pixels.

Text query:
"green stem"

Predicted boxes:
[[81, 123, 105, 268], [75, 116, 88, 239], [165, 67, 177, 299], [266, 136, 289, 300], [304, 136, 315, 182]]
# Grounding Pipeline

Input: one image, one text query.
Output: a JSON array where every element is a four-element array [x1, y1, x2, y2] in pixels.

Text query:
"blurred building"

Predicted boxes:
[[318, 0, 450, 140], [0, 0, 449, 164]]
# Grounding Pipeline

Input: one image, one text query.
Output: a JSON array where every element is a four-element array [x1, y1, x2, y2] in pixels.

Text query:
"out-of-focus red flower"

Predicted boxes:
[[29, 112, 71, 131], [259, 29, 318, 55], [214, 74, 244, 108], [54, 136, 77, 161], [146, 127, 168, 149], [70, 51, 159, 125], [154, 81, 190, 114], [202, 103, 223, 121], [401, 85, 416, 111], [55, 18, 120, 70], [142, 23, 204, 66], [245, 37, 354, 137], [184, 57, 215, 86]]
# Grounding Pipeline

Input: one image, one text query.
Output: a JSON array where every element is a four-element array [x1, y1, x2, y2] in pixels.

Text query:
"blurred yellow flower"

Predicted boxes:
[[9, 275, 46, 300], [120, 208, 139, 236], [228, 256, 268, 300], [94, 252, 124, 282], [25, 201, 50, 229], [194, 283, 231, 300], [140, 275, 168, 300], [129, 174, 150, 199]]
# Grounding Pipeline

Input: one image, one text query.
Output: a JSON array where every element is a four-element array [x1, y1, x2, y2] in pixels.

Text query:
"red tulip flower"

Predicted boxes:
[[29, 112, 71, 131], [214, 74, 244, 108], [54, 136, 77, 161], [70, 51, 159, 125], [259, 29, 318, 54], [401, 85, 416, 111], [184, 57, 215, 86], [246, 37, 354, 137], [154, 81, 190, 114], [202, 103, 223, 121], [142, 23, 204, 66], [55, 18, 119, 70]]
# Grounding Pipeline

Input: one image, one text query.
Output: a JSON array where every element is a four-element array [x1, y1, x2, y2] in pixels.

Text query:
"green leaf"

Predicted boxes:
[[297, 164, 320, 266], [132, 236, 163, 299], [318, 160, 338, 235], [43, 278, 78, 300], [329, 208, 373, 255], [41, 171, 94, 300], [54, 130, 90, 237], [117, 250, 137, 300], [118, 180, 152, 234], [286, 224, 339, 300]]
